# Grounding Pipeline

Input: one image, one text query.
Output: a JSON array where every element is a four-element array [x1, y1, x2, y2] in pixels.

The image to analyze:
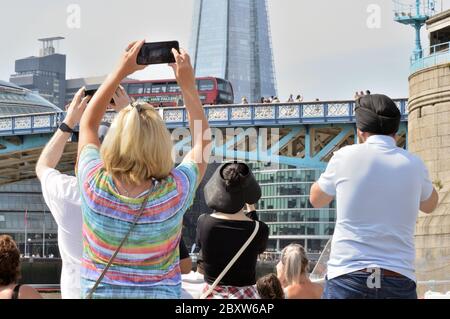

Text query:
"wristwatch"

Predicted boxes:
[[59, 122, 74, 134]]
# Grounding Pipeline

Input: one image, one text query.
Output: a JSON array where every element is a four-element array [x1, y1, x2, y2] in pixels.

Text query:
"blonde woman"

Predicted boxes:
[[76, 40, 211, 298], [276, 244, 323, 299]]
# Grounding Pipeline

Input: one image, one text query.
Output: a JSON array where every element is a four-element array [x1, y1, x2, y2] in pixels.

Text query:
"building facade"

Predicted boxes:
[[407, 9, 450, 294], [0, 179, 58, 258], [253, 165, 335, 254], [190, 0, 277, 103], [10, 38, 66, 110], [0, 81, 62, 258]]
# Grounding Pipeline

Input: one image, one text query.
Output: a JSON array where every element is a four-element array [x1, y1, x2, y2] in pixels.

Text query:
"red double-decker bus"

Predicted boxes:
[[122, 77, 234, 107]]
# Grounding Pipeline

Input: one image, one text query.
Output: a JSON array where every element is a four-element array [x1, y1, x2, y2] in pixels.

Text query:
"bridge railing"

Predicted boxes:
[[0, 112, 64, 137], [411, 41, 450, 73], [0, 99, 408, 136], [160, 99, 408, 128]]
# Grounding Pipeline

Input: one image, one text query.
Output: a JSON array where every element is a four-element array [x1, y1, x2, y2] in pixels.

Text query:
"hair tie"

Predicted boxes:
[[131, 102, 142, 113]]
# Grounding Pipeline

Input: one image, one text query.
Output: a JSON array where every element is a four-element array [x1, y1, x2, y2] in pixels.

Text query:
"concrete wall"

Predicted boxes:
[[408, 62, 450, 291]]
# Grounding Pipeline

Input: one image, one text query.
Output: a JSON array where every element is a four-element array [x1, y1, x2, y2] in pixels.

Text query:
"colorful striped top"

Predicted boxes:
[[77, 145, 199, 299]]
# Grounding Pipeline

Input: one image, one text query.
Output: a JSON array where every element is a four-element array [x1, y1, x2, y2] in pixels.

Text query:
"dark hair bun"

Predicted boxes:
[[222, 163, 249, 187]]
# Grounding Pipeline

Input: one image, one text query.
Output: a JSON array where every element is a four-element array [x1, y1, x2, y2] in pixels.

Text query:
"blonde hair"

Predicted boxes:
[[101, 103, 174, 184], [280, 244, 309, 286]]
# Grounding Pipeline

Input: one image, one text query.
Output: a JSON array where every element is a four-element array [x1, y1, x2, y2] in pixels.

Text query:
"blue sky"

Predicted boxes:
[[0, 0, 448, 100]]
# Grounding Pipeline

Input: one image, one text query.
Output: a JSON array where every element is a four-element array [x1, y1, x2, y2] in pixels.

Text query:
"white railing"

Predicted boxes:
[[411, 41, 450, 73], [0, 99, 409, 136]]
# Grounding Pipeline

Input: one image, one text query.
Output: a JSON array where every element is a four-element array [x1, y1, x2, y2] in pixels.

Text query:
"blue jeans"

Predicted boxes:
[[322, 271, 417, 299]]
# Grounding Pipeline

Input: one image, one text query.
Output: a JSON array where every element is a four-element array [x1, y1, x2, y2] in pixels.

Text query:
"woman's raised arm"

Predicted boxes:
[[170, 48, 211, 182], [77, 40, 146, 157]]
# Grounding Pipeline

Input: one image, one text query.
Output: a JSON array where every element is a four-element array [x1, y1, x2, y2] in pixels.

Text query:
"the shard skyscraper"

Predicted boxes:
[[190, 0, 277, 103]]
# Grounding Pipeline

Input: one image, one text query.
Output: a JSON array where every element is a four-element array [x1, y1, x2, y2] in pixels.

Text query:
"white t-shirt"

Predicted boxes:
[[181, 271, 205, 299], [40, 169, 82, 299], [317, 135, 433, 281]]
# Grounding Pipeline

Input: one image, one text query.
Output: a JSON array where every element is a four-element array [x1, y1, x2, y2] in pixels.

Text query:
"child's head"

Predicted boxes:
[[279, 244, 309, 286], [256, 273, 285, 299]]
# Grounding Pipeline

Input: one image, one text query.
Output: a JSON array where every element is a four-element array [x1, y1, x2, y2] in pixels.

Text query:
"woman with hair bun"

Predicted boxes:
[[277, 244, 323, 299], [196, 162, 269, 299]]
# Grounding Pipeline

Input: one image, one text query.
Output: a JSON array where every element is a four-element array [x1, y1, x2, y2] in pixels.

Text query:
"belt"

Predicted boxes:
[[360, 268, 404, 278]]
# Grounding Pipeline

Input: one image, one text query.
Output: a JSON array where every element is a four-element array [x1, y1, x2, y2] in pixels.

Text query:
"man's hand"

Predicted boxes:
[[110, 85, 131, 112], [170, 48, 196, 92], [116, 40, 147, 78], [64, 87, 91, 128]]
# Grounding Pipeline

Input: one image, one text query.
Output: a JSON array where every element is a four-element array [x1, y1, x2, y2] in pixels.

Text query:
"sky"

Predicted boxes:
[[0, 0, 449, 101]]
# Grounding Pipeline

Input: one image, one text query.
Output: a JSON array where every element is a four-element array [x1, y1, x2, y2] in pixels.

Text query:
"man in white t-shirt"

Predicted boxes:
[[310, 94, 439, 299], [35, 86, 130, 298]]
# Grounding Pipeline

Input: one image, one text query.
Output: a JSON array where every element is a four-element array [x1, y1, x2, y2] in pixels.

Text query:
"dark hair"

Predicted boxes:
[[221, 163, 249, 188], [0, 235, 21, 286], [355, 94, 401, 136], [257, 273, 285, 299]]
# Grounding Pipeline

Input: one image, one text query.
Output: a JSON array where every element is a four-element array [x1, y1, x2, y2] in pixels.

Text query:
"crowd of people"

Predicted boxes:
[[240, 90, 373, 105], [240, 94, 304, 104], [0, 41, 439, 299]]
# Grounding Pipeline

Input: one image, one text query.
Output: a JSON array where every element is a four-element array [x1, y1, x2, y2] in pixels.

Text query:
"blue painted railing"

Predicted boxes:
[[160, 99, 408, 128], [0, 112, 64, 137], [0, 99, 408, 136], [410, 41, 450, 74]]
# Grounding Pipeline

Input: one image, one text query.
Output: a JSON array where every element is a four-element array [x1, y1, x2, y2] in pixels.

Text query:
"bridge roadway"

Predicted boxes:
[[0, 99, 408, 185]]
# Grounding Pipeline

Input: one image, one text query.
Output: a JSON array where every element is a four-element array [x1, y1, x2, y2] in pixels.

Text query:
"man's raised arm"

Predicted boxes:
[[36, 87, 90, 180]]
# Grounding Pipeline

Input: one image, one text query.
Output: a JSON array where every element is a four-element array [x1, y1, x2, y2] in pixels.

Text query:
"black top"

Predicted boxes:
[[196, 214, 269, 286], [179, 237, 190, 260], [245, 210, 259, 221]]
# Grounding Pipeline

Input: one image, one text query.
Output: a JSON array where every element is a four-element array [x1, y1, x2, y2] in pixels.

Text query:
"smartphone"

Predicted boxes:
[[137, 41, 179, 65], [84, 89, 115, 104]]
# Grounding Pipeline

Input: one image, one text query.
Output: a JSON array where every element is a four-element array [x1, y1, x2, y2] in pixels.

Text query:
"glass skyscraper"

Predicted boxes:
[[190, 0, 277, 103]]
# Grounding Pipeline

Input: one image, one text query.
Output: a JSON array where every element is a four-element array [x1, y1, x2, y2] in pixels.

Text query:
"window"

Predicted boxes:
[[151, 83, 167, 94], [167, 83, 181, 93], [217, 79, 233, 94], [128, 84, 144, 95], [198, 79, 215, 91], [144, 83, 152, 94]]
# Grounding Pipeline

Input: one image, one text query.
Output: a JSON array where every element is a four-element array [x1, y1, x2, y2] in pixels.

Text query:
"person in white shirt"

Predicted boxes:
[[181, 256, 205, 299], [310, 94, 439, 299], [35, 86, 130, 298]]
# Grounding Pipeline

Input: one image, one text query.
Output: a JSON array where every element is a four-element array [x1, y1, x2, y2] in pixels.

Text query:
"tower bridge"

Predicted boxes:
[[0, 99, 409, 185]]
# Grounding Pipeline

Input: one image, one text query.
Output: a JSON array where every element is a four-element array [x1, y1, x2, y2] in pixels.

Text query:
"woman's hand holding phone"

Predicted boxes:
[[116, 40, 147, 78], [170, 48, 196, 93]]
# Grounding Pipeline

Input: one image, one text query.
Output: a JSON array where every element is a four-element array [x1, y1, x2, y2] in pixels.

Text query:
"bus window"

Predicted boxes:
[[128, 83, 144, 95], [198, 79, 215, 91], [217, 79, 232, 94], [167, 83, 181, 93], [144, 83, 152, 94], [151, 83, 167, 94]]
